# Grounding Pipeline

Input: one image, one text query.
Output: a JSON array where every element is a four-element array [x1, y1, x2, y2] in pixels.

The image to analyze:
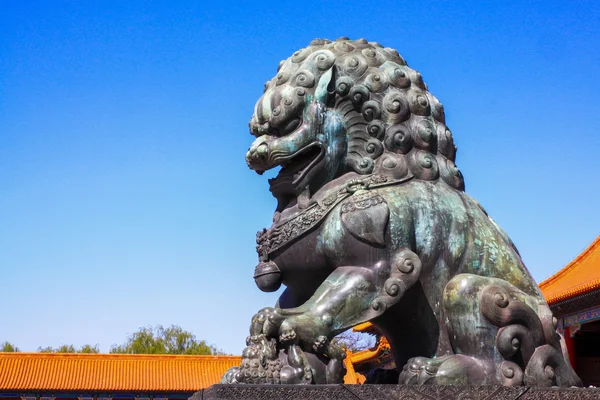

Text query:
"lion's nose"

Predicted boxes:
[[255, 143, 268, 160], [246, 142, 270, 171]]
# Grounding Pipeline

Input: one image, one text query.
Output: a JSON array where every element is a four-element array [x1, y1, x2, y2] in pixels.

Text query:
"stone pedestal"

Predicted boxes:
[[190, 384, 599, 400]]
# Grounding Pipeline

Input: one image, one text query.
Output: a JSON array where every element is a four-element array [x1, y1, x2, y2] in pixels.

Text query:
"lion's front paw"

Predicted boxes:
[[250, 307, 285, 338], [279, 315, 324, 349]]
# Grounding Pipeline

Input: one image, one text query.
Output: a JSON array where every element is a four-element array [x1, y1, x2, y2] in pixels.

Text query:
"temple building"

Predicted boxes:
[[539, 234, 600, 386], [0, 352, 364, 399]]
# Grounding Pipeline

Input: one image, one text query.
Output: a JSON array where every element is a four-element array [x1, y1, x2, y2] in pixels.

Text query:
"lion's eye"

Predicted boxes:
[[281, 118, 301, 135]]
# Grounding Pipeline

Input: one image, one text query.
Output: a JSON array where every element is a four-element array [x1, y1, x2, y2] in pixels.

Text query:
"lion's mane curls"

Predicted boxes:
[[256, 37, 464, 191]]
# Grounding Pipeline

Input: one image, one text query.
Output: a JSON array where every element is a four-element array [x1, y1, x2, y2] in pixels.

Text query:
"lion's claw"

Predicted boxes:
[[399, 356, 439, 385], [279, 329, 297, 344], [313, 335, 328, 353]]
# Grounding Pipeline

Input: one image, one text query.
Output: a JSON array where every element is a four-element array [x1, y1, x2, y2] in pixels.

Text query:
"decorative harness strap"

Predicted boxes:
[[256, 173, 413, 260]]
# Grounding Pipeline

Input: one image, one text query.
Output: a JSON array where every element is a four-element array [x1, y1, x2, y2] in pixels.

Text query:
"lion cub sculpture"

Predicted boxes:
[[222, 38, 581, 387]]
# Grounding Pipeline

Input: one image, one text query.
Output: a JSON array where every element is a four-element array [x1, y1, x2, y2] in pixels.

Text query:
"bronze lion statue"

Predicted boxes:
[[222, 37, 581, 387]]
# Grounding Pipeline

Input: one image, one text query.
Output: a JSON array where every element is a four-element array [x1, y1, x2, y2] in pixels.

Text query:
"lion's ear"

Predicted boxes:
[[315, 67, 335, 105]]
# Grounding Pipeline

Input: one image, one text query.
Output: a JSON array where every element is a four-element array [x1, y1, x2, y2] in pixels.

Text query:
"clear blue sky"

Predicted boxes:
[[1, 1, 598, 355]]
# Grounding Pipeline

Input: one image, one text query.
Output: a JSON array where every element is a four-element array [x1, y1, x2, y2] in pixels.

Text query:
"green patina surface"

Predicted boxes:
[[224, 37, 580, 387]]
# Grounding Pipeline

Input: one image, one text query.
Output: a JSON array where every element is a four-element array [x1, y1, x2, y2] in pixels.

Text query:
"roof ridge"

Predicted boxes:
[[0, 353, 243, 391], [539, 234, 600, 289], [546, 277, 600, 303]]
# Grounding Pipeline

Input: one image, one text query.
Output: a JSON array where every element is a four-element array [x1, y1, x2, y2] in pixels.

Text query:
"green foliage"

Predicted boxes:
[[37, 346, 57, 353], [1, 342, 20, 352], [109, 325, 222, 355], [79, 344, 100, 353], [4, 326, 217, 355], [37, 344, 99, 353], [56, 344, 76, 353]]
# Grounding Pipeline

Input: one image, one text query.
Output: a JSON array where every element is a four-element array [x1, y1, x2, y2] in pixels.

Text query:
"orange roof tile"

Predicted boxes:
[[352, 322, 377, 334], [540, 235, 600, 305], [0, 353, 240, 391], [0, 352, 363, 390]]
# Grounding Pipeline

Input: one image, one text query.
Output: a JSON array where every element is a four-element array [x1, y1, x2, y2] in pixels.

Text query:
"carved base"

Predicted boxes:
[[191, 384, 599, 400]]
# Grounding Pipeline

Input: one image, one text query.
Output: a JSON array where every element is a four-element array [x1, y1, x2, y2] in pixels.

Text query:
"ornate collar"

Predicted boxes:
[[256, 173, 413, 260]]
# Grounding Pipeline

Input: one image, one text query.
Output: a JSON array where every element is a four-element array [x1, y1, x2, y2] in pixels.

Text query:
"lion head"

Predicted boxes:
[[246, 37, 464, 211]]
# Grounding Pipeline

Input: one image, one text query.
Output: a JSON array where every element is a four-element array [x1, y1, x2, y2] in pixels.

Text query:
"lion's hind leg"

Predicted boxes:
[[438, 274, 581, 387], [398, 274, 507, 385]]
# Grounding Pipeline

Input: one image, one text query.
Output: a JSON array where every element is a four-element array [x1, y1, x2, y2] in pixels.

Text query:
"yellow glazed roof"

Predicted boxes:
[[0, 352, 363, 390], [539, 235, 600, 304], [0, 353, 241, 391]]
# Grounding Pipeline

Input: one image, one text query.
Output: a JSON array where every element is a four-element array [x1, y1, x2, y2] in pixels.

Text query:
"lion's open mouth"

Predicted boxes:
[[268, 143, 325, 207]]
